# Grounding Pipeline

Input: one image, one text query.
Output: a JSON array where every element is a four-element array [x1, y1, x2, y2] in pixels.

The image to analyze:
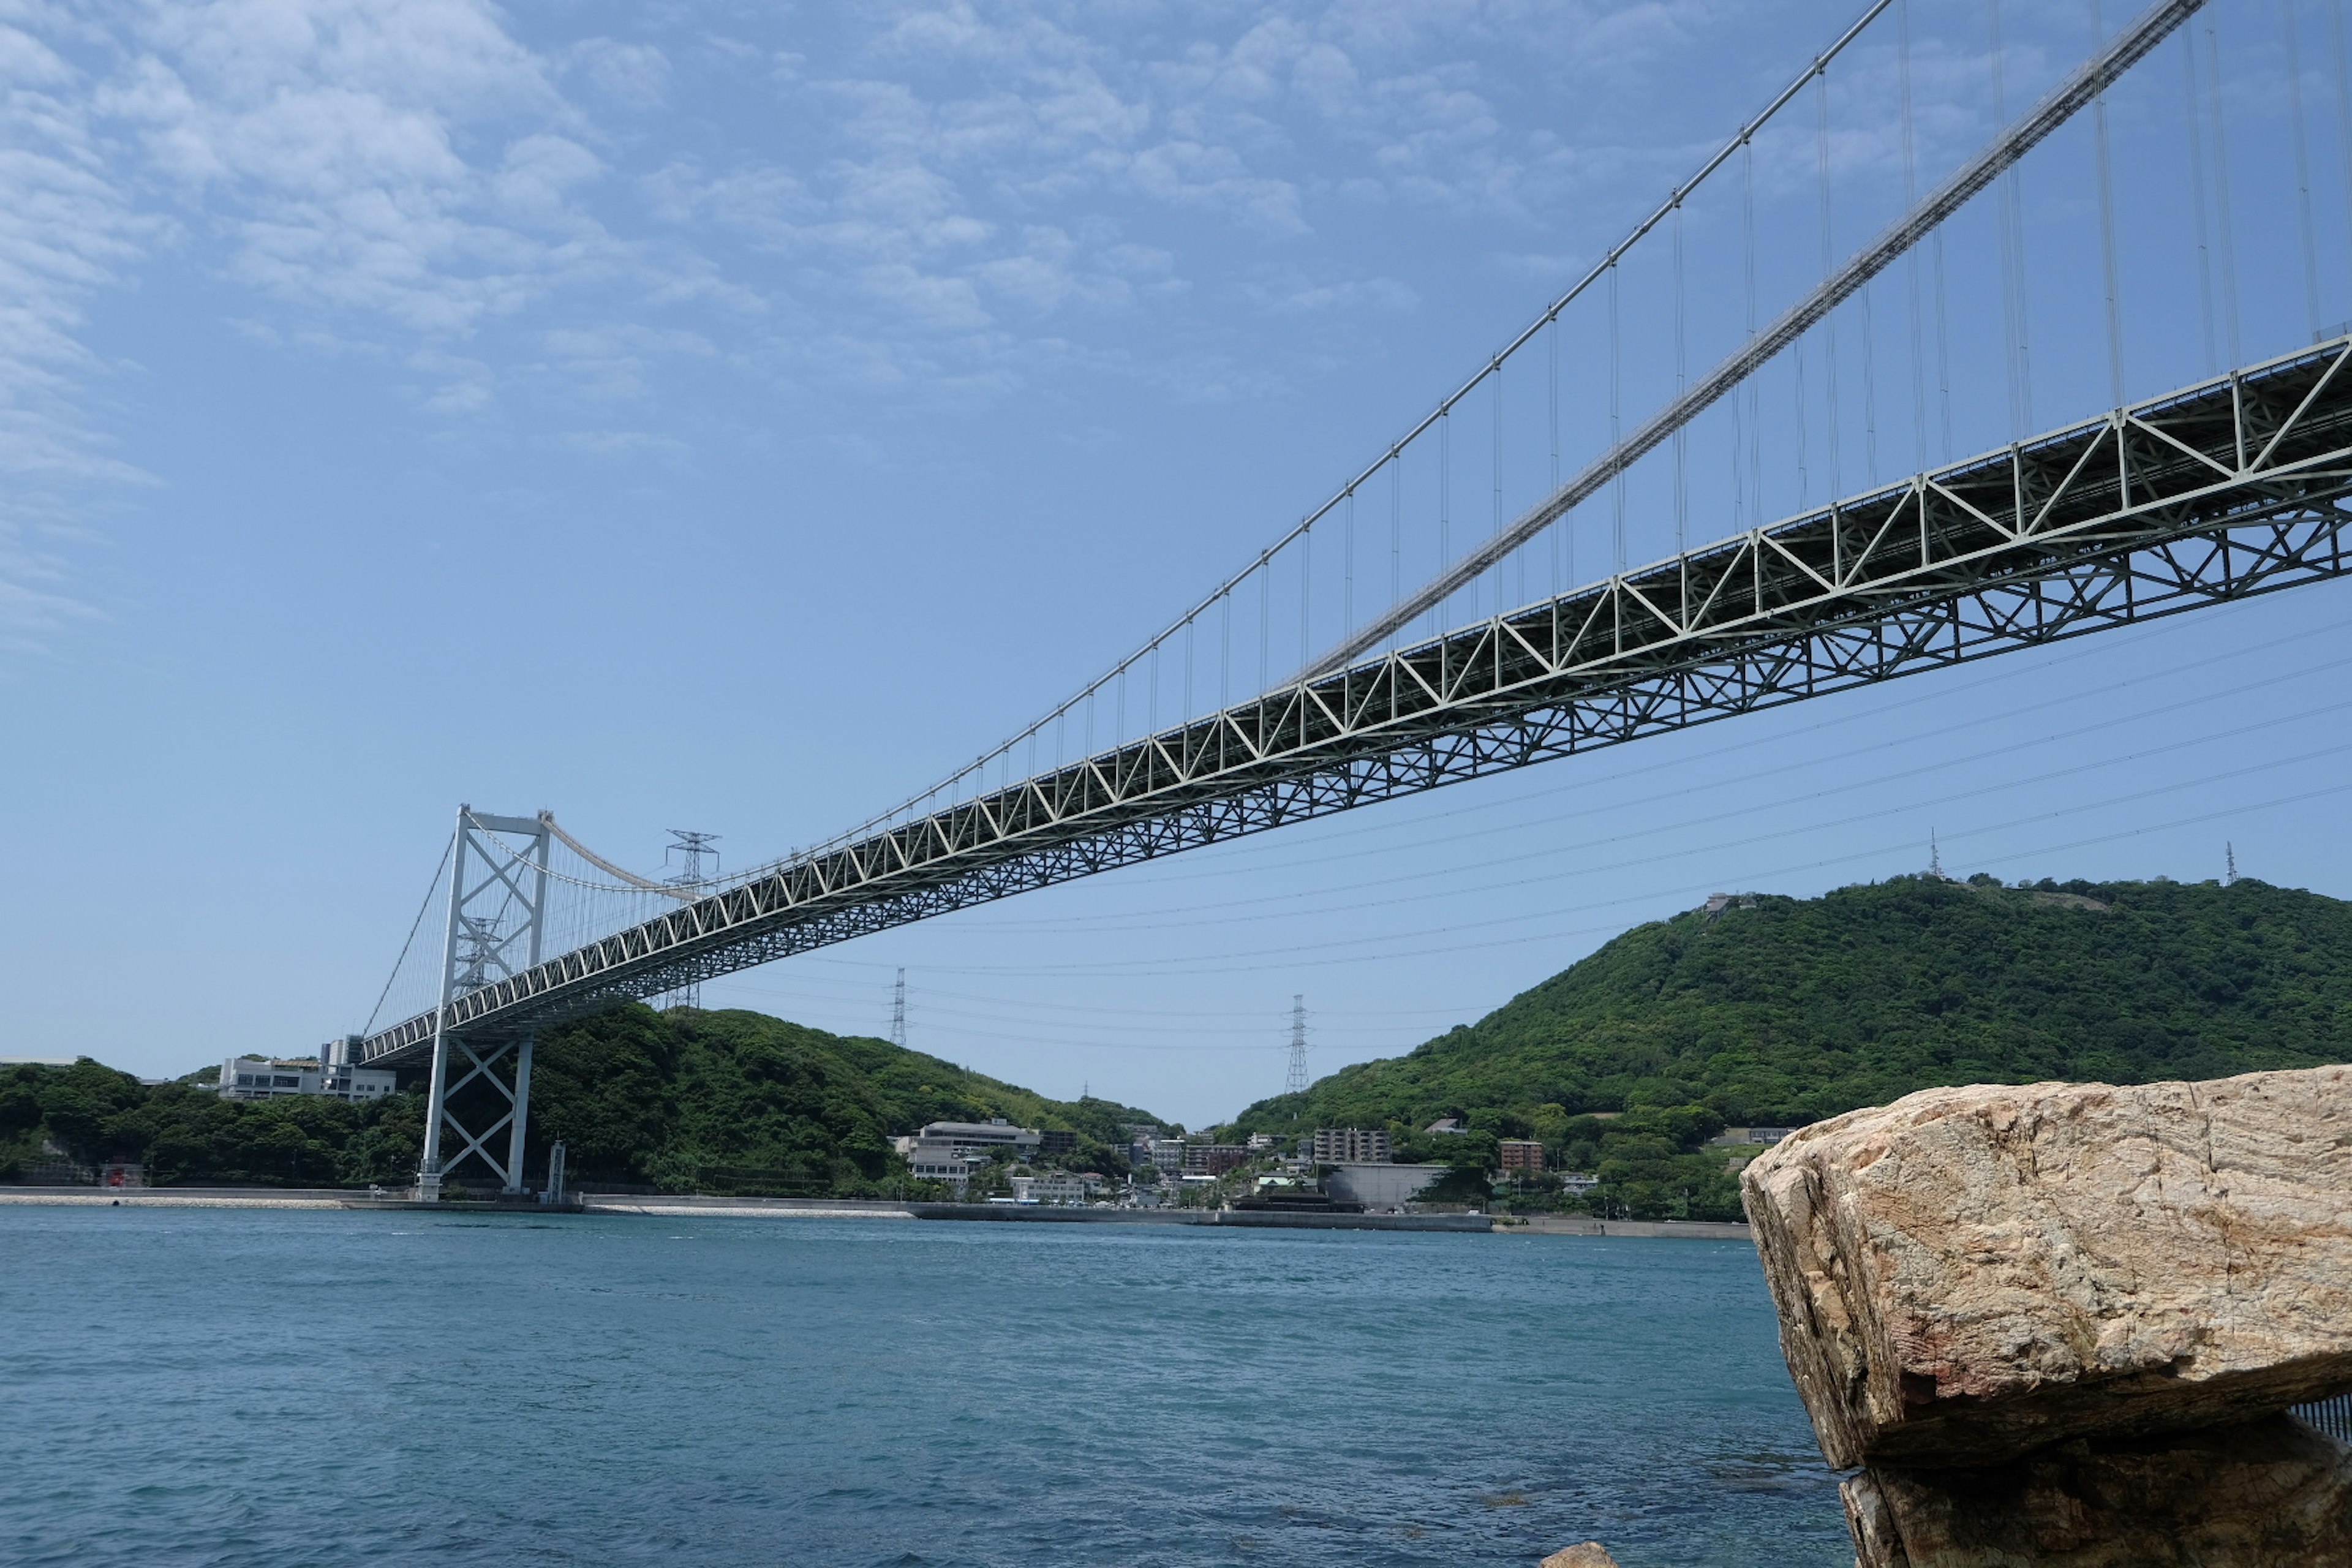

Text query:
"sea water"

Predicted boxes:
[[0, 1208, 1850, 1567]]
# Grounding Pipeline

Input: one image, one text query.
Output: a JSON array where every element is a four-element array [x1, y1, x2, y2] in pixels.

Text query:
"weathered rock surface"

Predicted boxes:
[[1842, 1413, 2352, 1566], [1741, 1065, 2352, 1468], [1537, 1545, 1621, 1568]]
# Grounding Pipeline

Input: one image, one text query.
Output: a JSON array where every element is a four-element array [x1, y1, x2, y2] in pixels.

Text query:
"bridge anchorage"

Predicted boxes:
[[347, 0, 2352, 1197]]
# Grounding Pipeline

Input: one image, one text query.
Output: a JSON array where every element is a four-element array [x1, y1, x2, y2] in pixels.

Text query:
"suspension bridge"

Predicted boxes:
[[342, 0, 2352, 1197]]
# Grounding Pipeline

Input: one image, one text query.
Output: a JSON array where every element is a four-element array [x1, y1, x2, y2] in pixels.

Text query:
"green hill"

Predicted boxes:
[[1236, 874, 2352, 1136], [1, 1005, 1163, 1194], [1225, 874, 2352, 1219]]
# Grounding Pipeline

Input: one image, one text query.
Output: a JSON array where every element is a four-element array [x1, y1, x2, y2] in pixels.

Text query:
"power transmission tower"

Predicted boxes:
[[1285, 995, 1311, 1095], [660, 830, 720, 1009], [891, 968, 907, 1047]]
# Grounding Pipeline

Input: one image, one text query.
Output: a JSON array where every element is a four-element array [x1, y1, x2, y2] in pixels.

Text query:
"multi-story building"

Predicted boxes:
[[1497, 1140, 1547, 1175], [1181, 1144, 1251, 1177], [1245, 1133, 1276, 1151], [891, 1118, 1042, 1161], [894, 1118, 1042, 1196], [904, 1147, 985, 1193], [1560, 1172, 1601, 1195], [1038, 1129, 1079, 1155], [1310, 1128, 1393, 1165], [216, 1055, 396, 1102], [1009, 1170, 1103, 1204]]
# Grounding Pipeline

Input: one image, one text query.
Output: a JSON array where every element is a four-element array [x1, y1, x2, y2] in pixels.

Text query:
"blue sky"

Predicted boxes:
[[7, 0, 2351, 1126]]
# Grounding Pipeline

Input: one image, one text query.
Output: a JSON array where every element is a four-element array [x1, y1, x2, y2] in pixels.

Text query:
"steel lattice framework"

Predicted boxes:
[[357, 339, 2352, 1071]]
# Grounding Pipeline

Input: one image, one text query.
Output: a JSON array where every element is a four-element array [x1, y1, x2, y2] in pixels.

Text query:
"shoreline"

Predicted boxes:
[[0, 1186, 1752, 1239]]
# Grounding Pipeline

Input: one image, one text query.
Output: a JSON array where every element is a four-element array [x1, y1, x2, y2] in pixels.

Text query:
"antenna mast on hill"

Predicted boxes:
[[2226, 843, 2237, 886], [1285, 995, 1311, 1095], [1929, 830, 1945, 881], [891, 968, 907, 1047]]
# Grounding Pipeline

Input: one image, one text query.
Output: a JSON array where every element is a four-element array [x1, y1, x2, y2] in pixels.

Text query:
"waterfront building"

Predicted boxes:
[[1310, 1128, 1393, 1165], [1560, 1172, 1600, 1194], [215, 1055, 396, 1102], [1497, 1140, 1546, 1175], [1009, 1170, 1102, 1204], [904, 1146, 986, 1193], [1181, 1144, 1251, 1177]]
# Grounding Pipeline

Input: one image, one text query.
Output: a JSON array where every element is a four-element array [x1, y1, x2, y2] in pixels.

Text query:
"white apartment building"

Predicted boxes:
[[1009, 1171, 1103, 1205], [216, 1056, 396, 1102]]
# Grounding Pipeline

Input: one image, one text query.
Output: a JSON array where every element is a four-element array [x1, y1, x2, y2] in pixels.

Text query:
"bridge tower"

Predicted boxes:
[[417, 807, 551, 1201]]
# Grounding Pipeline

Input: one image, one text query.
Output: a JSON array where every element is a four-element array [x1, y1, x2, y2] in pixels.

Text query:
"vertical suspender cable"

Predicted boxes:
[[1439, 409, 1453, 625], [1990, 0, 2034, 437], [1344, 489, 1355, 640], [2092, 0, 2128, 405], [2206, 11, 2243, 364], [1674, 202, 1689, 550], [1257, 552, 1270, 693], [1901, 0, 1930, 470], [1548, 315, 1563, 591], [2284, 0, 2326, 340], [2184, 21, 2220, 375], [1743, 139, 1765, 519], [2332, 0, 2352, 310], [1299, 524, 1311, 673], [1818, 69, 1845, 496], [1493, 361, 1512, 601], [1608, 262, 1626, 569], [1934, 221, 1954, 459], [1795, 334, 1812, 506], [1389, 455, 1401, 648]]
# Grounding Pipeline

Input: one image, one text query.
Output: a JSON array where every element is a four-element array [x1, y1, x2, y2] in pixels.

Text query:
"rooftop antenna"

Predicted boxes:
[[1285, 995, 1311, 1095], [890, 968, 907, 1047], [2225, 842, 2237, 886], [1929, 830, 1945, 880], [660, 830, 720, 1009]]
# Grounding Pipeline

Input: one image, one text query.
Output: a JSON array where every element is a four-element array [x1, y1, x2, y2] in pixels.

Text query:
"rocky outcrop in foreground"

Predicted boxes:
[[1743, 1065, 2352, 1566]]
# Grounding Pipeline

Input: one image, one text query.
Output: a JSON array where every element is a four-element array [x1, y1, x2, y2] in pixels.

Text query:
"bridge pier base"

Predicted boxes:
[[417, 1031, 535, 1199]]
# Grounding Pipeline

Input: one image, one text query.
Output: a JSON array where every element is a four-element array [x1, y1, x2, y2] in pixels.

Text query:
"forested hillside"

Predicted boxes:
[[1232, 873, 2352, 1140], [1, 1005, 1160, 1193]]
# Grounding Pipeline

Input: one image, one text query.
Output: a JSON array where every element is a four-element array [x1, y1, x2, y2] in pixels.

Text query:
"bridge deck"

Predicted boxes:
[[359, 339, 2352, 1068]]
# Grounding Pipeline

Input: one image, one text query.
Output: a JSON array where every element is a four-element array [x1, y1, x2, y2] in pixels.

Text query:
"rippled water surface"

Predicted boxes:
[[0, 1208, 1849, 1566]]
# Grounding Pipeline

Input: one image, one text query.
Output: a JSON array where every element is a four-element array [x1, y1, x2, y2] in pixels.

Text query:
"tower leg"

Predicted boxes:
[[503, 1035, 534, 1194]]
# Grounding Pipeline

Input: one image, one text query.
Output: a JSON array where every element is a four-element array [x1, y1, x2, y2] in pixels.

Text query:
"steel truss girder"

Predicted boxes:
[[356, 339, 2352, 1068]]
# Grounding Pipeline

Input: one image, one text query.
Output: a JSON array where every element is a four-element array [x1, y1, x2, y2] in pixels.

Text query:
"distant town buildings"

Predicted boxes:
[[1038, 1129, 1078, 1155], [1425, 1117, 1466, 1135], [1559, 1172, 1600, 1195], [1497, 1139, 1547, 1175], [1311, 1128, 1393, 1164], [1245, 1133, 1276, 1151], [1182, 1144, 1252, 1177], [216, 1055, 396, 1102]]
